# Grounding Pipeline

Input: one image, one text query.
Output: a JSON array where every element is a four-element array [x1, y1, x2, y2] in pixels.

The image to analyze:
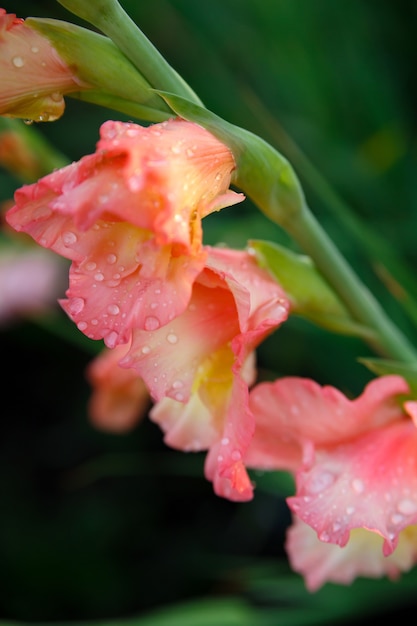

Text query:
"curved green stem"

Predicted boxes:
[[288, 203, 417, 362], [57, 0, 203, 106]]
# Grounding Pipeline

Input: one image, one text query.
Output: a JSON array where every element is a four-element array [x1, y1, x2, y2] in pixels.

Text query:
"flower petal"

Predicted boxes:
[[86, 343, 150, 433], [288, 420, 417, 555], [246, 375, 409, 472], [0, 9, 85, 121], [286, 516, 417, 591]]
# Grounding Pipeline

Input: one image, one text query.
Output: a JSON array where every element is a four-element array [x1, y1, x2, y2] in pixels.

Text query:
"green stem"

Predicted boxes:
[[288, 204, 417, 362], [57, 0, 203, 106], [241, 87, 417, 329]]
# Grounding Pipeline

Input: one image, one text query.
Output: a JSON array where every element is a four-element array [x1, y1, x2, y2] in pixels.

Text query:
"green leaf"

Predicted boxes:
[[250, 239, 376, 340], [359, 357, 417, 396], [56, 0, 202, 106], [28, 18, 170, 117]]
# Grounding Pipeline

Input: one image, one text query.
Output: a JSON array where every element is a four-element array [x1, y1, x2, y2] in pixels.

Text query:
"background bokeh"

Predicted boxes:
[[1, 1, 417, 623]]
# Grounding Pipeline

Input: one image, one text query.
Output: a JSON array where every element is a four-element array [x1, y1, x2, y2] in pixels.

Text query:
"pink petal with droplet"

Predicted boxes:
[[286, 516, 417, 592], [246, 375, 409, 472], [288, 419, 417, 555]]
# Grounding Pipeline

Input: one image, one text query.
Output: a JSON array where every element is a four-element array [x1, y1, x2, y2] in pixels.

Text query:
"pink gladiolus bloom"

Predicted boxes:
[[246, 375, 417, 586], [86, 343, 150, 433], [0, 8, 86, 122], [6, 119, 244, 348], [119, 246, 290, 501], [0, 244, 65, 323]]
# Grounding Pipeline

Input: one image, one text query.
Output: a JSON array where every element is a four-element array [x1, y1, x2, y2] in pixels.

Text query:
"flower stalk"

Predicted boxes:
[[56, 0, 203, 106], [157, 92, 417, 363]]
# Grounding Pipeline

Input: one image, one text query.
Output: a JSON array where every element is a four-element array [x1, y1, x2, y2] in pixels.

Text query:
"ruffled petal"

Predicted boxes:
[[120, 279, 240, 400], [204, 364, 255, 502], [246, 375, 409, 472], [286, 516, 417, 592], [0, 9, 85, 121], [6, 120, 244, 345], [86, 344, 150, 433], [288, 420, 417, 555]]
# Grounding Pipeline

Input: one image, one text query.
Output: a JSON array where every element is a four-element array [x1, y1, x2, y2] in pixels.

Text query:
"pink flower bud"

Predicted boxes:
[[0, 8, 87, 122]]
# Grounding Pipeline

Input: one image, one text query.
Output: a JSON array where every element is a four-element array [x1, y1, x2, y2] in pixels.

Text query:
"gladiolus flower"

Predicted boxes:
[[86, 343, 150, 433], [119, 246, 290, 501], [0, 244, 65, 323], [0, 8, 87, 122], [6, 118, 244, 348], [246, 374, 417, 587]]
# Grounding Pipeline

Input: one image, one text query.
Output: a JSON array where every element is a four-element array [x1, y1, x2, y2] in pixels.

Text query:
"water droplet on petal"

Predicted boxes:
[[85, 261, 97, 271], [107, 254, 117, 264], [221, 437, 230, 446], [231, 450, 241, 461], [68, 297, 85, 315], [77, 321, 87, 331], [166, 333, 178, 344], [107, 304, 120, 315], [308, 471, 336, 494], [94, 272, 104, 281], [12, 56, 25, 67], [351, 478, 365, 494], [145, 316, 160, 331], [391, 513, 404, 525], [172, 380, 183, 389], [174, 392, 184, 401], [62, 231, 78, 246], [141, 345, 151, 354], [397, 499, 417, 515], [31, 46, 39, 53], [105, 331, 118, 348]]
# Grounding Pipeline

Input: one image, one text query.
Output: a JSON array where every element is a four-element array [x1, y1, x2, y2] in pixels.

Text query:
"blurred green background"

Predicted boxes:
[[1, 0, 417, 624]]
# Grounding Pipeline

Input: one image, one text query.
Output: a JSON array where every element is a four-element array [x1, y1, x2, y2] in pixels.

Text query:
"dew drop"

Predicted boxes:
[[221, 437, 230, 446], [107, 253, 117, 264], [144, 316, 160, 331], [77, 321, 87, 331], [94, 272, 105, 281], [85, 261, 97, 271], [351, 478, 365, 494], [50, 91, 61, 102], [308, 470, 336, 494], [172, 380, 183, 389], [12, 56, 25, 67], [346, 506, 355, 515], [62, 231, 78, 246], [391, 513, 404, 525], [174, 392, 184, 401], [141, 345, 151, 354], [397, 498, 417, 515], [166, 333, 178, 344], [107, 304, 120, 315], [231, 450, 241, 461], [31, 46, 39, 53], [68, 297, 85, 315], [105, 331, 118, 348]]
